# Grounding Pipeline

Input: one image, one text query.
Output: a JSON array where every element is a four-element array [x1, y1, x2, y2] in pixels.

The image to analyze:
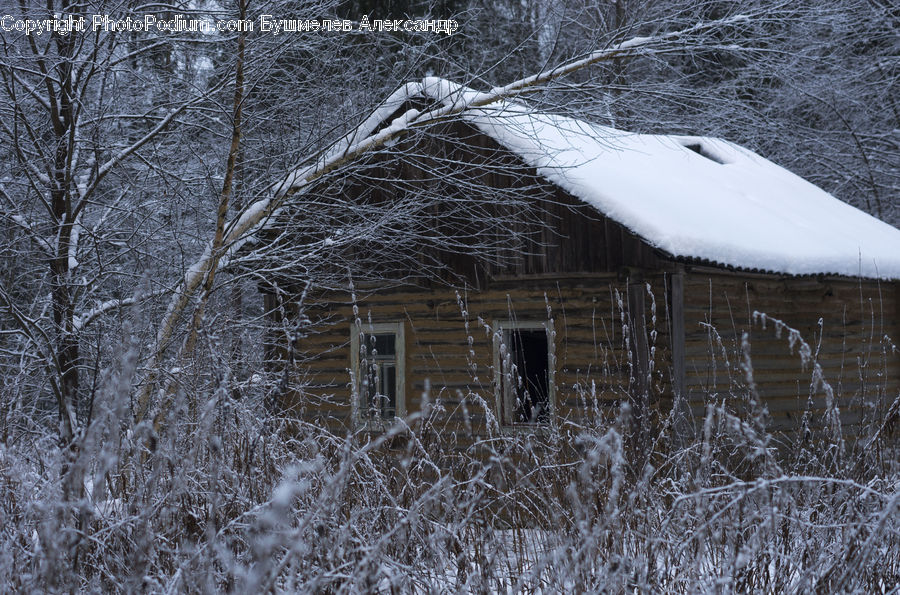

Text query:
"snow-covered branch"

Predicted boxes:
[[73, 288, 171, 332]]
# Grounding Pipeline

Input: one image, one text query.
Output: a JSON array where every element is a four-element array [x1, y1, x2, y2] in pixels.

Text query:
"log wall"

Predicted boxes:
[[682, 270, 900, 435], [269, 269, 898, 443], [278, 275, 674, 444]]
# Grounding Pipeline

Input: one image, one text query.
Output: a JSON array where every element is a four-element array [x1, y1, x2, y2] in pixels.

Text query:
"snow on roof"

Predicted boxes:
[[294, 77, 900, 280]]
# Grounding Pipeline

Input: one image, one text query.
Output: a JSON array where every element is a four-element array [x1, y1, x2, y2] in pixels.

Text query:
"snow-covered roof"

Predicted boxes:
[[300, 78, 900, 280]]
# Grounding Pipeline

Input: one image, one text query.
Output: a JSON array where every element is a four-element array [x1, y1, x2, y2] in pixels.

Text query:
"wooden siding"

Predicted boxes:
[[274, 275, 675, 444], [267, 270, 898, 444], [682, 270, 900, 435], [427, 120, 666, 281], [260, 119, 665, 295]]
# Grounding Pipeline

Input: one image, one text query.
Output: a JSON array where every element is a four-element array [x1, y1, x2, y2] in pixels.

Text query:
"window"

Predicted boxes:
[[681, 141, 726, 164], [351, 322, 405, 424], [494, 321, 554, 426]]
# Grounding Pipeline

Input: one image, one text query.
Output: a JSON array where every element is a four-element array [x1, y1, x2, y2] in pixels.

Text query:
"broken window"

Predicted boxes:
[[496, 323, 552, 425]]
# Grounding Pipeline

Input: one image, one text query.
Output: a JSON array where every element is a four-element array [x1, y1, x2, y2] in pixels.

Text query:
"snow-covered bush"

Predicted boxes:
[[0, 304, 897, 593]]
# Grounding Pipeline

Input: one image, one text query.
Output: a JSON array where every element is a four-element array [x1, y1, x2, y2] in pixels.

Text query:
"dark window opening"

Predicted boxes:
[[360, 333, 397, 419], [682, 142, 725, 164], [504, 328, 550, 424]]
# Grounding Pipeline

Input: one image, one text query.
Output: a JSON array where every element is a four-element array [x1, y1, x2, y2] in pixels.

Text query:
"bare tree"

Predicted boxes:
[[0, 1, 227, 493]]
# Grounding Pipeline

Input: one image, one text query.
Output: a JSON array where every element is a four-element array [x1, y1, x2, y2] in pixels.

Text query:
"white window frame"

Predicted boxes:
[[351, 321, 405, 428], [492, 319, 555, 427]]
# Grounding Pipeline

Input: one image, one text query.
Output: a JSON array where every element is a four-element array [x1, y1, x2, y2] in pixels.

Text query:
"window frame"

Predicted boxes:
[[351, 321, 406, 428], [492, 319, 556, 428]]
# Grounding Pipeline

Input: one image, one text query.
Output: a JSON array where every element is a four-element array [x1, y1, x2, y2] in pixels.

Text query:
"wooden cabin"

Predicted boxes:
[[261, 78, 900, 445]]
